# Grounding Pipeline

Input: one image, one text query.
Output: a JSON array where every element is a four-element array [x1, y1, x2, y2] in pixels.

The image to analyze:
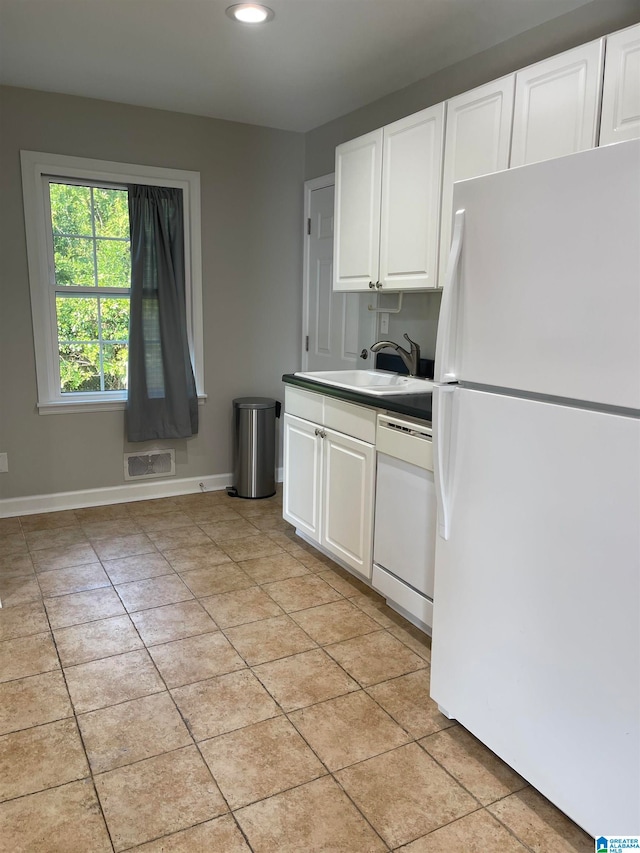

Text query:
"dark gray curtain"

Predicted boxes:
[[126, 185, 198, 442]]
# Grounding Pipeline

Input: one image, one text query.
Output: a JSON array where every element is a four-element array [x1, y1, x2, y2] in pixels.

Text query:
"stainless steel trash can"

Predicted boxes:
[[232, 397, 280, 499]]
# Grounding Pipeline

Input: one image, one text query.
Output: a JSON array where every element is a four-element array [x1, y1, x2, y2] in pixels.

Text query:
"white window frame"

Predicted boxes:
[[21, 151, 205, 415]]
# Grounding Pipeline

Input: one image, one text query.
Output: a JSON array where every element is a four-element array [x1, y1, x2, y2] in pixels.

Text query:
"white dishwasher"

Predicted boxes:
[[373, 413, 437, 633]]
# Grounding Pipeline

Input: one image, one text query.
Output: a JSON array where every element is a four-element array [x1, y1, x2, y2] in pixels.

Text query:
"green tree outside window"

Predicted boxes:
[[49, 182, 130, 393]]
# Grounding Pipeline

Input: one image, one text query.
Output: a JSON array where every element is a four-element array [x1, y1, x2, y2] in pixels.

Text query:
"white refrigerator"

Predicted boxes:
[[430, 139, 640, 837]]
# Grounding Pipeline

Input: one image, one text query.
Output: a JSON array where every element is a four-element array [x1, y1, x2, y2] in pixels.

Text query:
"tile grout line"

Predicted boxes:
[[40, 593, 118, 853], [120, 592, 260, 853], [66, 580, 245, 852], [2, 584, 502, 834], [179, 562, 395, 848], [2, 497, 579, 852]]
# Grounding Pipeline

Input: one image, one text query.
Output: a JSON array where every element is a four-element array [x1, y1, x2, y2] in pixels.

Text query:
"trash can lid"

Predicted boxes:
[[233, 397, 277, 409]]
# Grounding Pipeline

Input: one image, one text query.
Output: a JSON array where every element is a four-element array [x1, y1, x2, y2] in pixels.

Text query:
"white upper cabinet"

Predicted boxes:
[[333, 27, 629, 296], [333, 129, 383, 291], [600, 23, 640, 145], [510, 40, 604, 167], [334, 106, 444, 292], [379, 104, 445, 291], [439, 76, 515, 288]]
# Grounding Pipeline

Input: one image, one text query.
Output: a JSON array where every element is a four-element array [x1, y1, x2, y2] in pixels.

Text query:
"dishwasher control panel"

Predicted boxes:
[[376, 414, 433, 471]]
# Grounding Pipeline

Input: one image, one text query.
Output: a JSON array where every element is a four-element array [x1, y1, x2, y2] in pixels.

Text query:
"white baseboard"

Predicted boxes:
[[0, 468, 284, 517]]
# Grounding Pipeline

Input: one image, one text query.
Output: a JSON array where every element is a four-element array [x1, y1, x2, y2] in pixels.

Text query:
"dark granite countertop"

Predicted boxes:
[[282, 373, 433, 423]]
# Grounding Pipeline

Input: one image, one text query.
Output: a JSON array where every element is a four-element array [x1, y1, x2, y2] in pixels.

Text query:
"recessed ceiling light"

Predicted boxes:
[[226, 4, 274, 24]]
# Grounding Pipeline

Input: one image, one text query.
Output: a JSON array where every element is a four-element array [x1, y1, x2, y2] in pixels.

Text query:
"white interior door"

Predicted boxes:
[[304, 178, 365, 372]]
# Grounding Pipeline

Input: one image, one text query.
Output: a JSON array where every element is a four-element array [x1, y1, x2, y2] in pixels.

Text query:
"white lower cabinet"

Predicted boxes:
[[321, 428, 374, 578], [283, 413, 374, 579], [283, 387, 376, 580], [282, 414, 322, 542]]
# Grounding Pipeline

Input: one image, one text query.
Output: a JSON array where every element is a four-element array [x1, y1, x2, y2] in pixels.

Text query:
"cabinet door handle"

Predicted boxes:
[[368, 281, 375, 289], [375, 281, 382, 289], [314, 428, 326, 438]]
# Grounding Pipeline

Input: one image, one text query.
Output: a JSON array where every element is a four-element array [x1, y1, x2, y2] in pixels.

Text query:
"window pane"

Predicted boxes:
[[49, 183, 92, 236], [53, 236, 94, 286], [56, 297, 99, 341], [100, 298, 130, 340], [103, 343, 128, 390], [96, 239, 130, 288], [59, 343, 101, 393], [93, 188, 129, 238]]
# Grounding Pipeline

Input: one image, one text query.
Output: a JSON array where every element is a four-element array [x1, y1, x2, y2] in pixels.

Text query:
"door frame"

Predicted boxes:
[[301, 172, 335, 371]]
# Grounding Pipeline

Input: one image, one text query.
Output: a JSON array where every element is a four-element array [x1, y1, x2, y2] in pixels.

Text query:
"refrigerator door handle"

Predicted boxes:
[[433, 384, 456, 540], [434, 209, 465, 383]]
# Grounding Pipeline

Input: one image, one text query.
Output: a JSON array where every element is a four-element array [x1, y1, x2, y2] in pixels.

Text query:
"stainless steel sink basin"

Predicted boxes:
[[294, 369, 433, 396]]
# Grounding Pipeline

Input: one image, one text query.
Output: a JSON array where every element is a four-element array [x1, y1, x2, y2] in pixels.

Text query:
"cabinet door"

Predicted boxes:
[[600, 23, 640, 145], [334, 129, 383, 291], [379, 104, 445, 290], [321, 428, 374, 579], [510, 40, 604, 167], [282, 414, 322, 542], [439, 76, 514, 288]]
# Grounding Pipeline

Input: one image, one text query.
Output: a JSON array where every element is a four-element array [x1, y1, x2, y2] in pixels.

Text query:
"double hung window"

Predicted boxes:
[[48, 180, 131, 395], [20, 152, 204, 414]]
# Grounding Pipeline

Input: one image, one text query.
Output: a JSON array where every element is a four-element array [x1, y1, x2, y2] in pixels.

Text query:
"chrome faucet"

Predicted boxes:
[[370, 333, 421, 377]]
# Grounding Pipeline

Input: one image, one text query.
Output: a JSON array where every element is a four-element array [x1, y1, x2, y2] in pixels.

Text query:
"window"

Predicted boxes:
[[48, 180, 131, 394], [21, 152, 204, 414]]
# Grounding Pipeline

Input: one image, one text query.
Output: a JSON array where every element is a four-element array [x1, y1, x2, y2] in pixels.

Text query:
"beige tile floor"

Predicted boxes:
[[0, 489, 594, 852]]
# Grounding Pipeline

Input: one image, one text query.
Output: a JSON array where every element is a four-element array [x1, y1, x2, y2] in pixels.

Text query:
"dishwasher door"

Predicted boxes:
[[373, 414, 438, 627], [374, 452, 437, 600]]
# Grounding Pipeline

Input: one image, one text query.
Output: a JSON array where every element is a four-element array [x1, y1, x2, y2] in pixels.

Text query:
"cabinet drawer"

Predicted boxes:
[[285, 386, 324, 423], [324, 397, 376, 443]]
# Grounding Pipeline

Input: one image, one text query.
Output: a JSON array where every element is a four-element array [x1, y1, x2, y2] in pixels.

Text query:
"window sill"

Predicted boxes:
[[38, 394, 208, 415]]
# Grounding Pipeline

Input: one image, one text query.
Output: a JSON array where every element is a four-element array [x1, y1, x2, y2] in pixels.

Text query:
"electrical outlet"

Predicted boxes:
[[380, 312, 390, 334], [0, 453, 7, 473]]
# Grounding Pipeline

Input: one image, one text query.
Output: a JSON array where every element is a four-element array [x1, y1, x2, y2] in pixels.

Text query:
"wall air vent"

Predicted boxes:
[[124, 450, 175, 481]]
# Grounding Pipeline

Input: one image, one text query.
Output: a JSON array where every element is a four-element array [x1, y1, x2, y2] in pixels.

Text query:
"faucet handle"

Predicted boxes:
[[403, 333, 419, 351]]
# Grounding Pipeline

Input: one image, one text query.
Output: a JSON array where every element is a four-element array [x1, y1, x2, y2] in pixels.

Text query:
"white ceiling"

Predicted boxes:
[[0, 0, 595, 132]]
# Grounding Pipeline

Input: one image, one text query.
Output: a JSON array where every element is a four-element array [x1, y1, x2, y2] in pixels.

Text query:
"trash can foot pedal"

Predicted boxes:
[[226, 486, 238, 498]]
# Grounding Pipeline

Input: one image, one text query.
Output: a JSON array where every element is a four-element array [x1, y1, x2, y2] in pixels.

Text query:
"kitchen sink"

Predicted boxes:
[[294, 369, 433, 396]]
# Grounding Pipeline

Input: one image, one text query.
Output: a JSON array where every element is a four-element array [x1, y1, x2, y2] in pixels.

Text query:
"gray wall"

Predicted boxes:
[[305, 0, 640, 178], [2, 0, 638, 501], [0, 87, 305, 500]]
